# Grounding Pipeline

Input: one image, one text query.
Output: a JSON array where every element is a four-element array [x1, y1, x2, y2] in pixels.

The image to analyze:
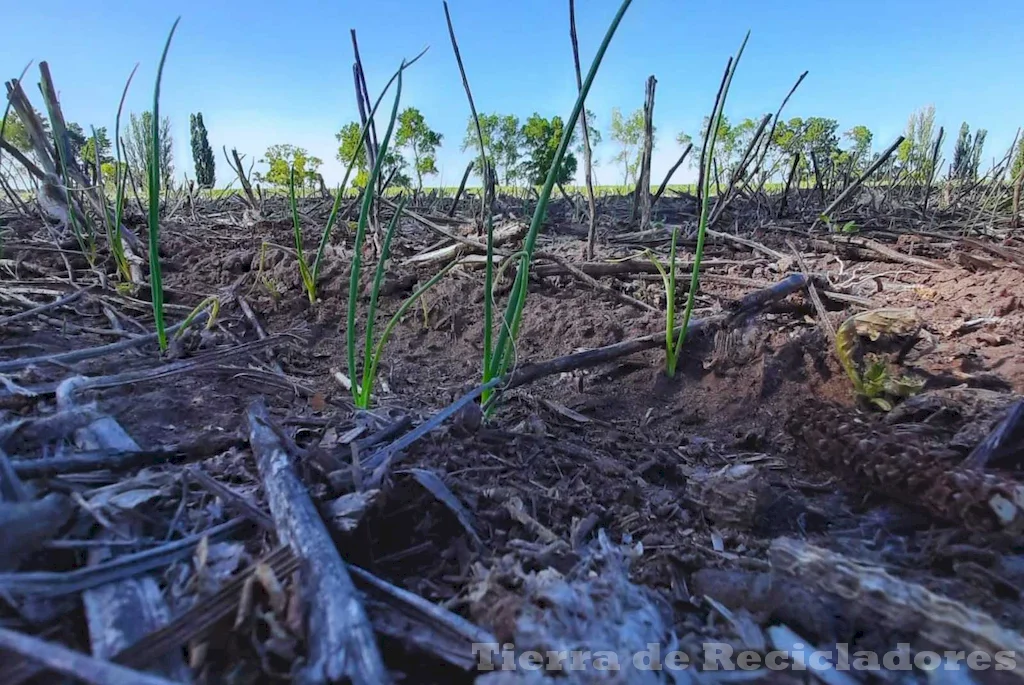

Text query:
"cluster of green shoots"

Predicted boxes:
[[4, 4, 757, 415], [336, 58, 457, 410], [454, 0, 636, 411], [648, 33, 749, 378]]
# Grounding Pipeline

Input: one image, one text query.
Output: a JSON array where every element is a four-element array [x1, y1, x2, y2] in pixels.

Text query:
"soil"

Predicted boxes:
[[1, 192, 1023, 683]]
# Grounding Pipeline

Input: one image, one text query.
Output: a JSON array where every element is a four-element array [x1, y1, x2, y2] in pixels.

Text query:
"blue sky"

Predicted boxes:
[[4, 0, 1023, 187]]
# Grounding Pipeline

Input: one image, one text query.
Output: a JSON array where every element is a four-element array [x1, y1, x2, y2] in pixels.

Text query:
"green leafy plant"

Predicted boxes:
[[353, 197, 460, 408], [148, 17, 180, 352], [286, 55, 425, 305], [345, 62, 455, 410], [818, 212, 858, 233], [175, 295, 220, 338], [460, 0, 635, 412], [288, 164, 316, 303], [656, 32, 749, 378]]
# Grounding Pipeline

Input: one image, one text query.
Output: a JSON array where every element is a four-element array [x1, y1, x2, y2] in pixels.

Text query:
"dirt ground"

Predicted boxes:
[[1, 192, 1023, 683]]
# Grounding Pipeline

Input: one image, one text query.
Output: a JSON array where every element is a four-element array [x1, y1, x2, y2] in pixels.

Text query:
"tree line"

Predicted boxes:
[[1, 106, 216, 193], [4, 101, 1022, 196]]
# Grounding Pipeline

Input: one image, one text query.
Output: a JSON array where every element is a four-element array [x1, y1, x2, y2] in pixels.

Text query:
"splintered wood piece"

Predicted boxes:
[[246, 397, 388, 684], [771, 537, 1024, 664]]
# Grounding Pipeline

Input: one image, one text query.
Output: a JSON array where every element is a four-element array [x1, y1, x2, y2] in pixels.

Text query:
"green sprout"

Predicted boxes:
[[345, 63, 456, 409], [663, 32, 749, 378], [147, 17, 181, 352], [467, 0, 636, 411], [289, 52, 427, 305]]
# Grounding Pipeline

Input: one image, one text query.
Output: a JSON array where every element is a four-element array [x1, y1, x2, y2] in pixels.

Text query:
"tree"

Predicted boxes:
[[461, 113, 498, 172], [81, 127, 112, 168], [80, 127, 113, 184], [396, 107, 442, 191], [304, 156, 323, 192], [494, 114, 524, 186], [2, 109, 52, 157], [258, 144, 310, 188], [336, 122, 368, 187], [461, 113, 523, 185], [843, 125, 873, 169], [897, 105, 939, 181], [679, 116, 764, 178], [520, 113, 577, 186], [969, 128, 987, 180], [189, 112, 216, 189], [335, 122, 407, 189], [124, 112, 174, 190], [576, 109, 602, 150], [951, 122, 971, 181], [802, 117, 840, 159], [609, 107, 645, 186]]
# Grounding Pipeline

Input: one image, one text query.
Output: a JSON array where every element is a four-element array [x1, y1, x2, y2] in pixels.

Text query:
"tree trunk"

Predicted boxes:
[[632, 75, 656, 229]]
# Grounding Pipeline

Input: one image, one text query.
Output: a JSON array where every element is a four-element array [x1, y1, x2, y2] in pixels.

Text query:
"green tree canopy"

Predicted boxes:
[[1, 109, 51, 153], [335, 122, 407, 189], [897, 105, 940, 181], [520, 113, 577, 186], [461, 113, 524, 185], [396, 107, 443, 190], [1011, 135, 1024, 182], [258, 144, 311, 188]]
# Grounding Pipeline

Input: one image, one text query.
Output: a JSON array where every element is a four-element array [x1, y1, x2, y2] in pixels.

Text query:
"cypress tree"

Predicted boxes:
[[190, 112, 215, 189]]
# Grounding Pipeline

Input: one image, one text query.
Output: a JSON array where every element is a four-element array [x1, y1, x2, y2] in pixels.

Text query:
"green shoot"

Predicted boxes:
[[363, 256, 461, 406], [148, 17, 180, 352], [346, 63, 404, 407], [478, 0, 635, 408], [442, 1, 496, 404], [288, 164, 316, 303], [111, 64, 139, 283], [174, 295, 220, 338], [295, 51, 427, 304], [667, 31, 749, 377], [344, 62, 455, 409]]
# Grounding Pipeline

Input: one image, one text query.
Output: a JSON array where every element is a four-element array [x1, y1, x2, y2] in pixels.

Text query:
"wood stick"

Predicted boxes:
[[569, 0, 598, 259], [0, 286, 90, 327], [246, 398, 388, 684], [67, 410, 191, 682], [0, 627, 179, 685], [652, 143, 693, 208], [448, 160, 474, 218], [771, 537, 1024, 664]]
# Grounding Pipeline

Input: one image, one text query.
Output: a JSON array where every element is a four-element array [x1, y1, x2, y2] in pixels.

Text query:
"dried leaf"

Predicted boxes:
[[255, 563, 286, 615]]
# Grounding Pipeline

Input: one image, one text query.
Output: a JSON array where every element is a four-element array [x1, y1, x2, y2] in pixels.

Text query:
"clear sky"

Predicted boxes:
[[4, 0, 1022, 188]]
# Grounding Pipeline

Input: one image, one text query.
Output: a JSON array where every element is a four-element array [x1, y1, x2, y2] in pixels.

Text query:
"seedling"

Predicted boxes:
[[147, 17, 181, 351], [659, 32, 749, 378], [450, 0, 636, 410], [345, 65, 457, 409]]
